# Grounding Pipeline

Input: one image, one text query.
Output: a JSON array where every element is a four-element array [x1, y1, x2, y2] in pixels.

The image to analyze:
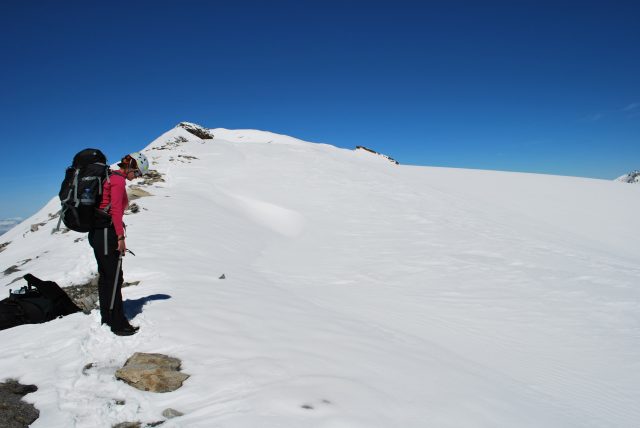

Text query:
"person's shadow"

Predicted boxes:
[[124, 294, 171, 319]]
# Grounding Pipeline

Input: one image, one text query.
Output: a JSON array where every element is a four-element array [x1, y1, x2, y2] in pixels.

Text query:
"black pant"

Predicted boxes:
[[88, 227, 129, 329]]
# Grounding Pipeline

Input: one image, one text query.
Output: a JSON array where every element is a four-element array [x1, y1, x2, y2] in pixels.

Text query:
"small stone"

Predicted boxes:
[[126, 203, 140, 214], [123, 281, 140, 287], [219, 274, 226, 279], [112, 422, 141, 428], [162, 408, 184, 419]]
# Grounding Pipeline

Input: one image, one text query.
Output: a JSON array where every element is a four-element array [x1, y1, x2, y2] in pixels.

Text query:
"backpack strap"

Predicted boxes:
[[73, 168, 81, 208], [101, 170, 124, 217]]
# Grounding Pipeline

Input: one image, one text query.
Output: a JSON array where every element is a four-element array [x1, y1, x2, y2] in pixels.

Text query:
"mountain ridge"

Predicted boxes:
[[0, 123, 639, 427]]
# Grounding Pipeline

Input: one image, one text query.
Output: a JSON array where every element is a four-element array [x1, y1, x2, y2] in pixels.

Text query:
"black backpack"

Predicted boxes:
[[57, 148, 110, 232], [0, 274, 81, 331]]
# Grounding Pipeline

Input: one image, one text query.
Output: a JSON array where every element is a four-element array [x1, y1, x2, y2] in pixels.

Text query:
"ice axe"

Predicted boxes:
[[109, 249, 135, 313], [109, 252, 123, 314]]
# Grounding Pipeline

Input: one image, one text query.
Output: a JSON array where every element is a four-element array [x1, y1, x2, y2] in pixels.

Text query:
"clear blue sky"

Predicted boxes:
[[1, 0, 638, 219]]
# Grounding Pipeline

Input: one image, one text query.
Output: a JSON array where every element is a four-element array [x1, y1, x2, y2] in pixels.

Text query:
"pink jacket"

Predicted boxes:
[[99, 171, 128, 236]]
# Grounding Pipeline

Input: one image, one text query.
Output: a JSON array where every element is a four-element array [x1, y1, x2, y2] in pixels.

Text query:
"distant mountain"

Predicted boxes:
[[616, 170, 640, 183], [0, 217, 22, 235]]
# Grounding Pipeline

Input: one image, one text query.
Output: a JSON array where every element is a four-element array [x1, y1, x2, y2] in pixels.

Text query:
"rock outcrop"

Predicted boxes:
[[177, 122, 214, 140], [616, 170, 640, 183], [0, 379, 39, 428], [355, 146, 399, 165]]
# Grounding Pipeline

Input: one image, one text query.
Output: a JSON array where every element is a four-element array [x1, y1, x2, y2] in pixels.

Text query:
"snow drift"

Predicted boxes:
[[1, 123, 639, 427]]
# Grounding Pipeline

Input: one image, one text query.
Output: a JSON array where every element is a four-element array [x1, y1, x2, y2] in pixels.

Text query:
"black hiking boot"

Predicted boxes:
[[111, 325, 139, 336]]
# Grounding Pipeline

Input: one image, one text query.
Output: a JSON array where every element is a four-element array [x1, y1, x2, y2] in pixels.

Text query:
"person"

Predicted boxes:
[[88, 152, 149, 336]]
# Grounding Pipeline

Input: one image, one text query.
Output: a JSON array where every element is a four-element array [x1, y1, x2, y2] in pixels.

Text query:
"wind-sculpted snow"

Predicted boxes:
[[1, 124, 639, 427]]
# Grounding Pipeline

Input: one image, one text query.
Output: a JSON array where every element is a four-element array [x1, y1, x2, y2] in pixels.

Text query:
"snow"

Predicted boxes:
[[1, 125, 639, 427]]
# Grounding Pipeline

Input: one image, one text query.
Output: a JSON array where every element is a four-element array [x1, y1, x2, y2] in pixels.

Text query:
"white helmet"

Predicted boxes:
[[129, 152, 149, 175]]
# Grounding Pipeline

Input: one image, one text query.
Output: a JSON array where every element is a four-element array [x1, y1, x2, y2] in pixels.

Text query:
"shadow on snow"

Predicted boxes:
[[124, 294, 171, 319]]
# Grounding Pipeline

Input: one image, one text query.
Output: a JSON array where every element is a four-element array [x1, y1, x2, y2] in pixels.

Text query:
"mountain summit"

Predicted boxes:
[[1, 124, 639, 427]]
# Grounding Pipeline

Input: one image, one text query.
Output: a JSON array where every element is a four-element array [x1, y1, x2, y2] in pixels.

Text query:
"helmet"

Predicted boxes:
[[129, 152, 149, 176]]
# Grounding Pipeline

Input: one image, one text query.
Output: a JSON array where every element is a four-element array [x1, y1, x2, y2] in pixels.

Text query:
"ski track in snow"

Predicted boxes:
[[1, 125, 639, 427]]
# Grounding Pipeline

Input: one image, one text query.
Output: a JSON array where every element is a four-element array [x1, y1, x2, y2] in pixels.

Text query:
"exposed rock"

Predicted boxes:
[[219, 274, 226, 279], [7, 277, 22, 285], [3, 265, 20, 275], [30, 222, 46, 232], [128, 186, 153, 201], [64, 276, 99, 313], [125, 203, 140, 215], [112, 423, 140, 428], [0, 242, 10, 253], [139, 170, 165, 186], [355, 146, 399, 165], [112, 420, 164, 428], [616, 170, 640, 183], [115, 353, 189, 393], [177, 122, 214, 139], [65, 277, 139, 313], [162, 408, 184, 418], [49, 226, 71, 235], [150, 137, 186, 151], [0, 379, 39, 428]]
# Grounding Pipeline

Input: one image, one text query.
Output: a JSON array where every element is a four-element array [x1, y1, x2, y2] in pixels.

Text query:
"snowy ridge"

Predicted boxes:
[[1, 124, 640, 427]]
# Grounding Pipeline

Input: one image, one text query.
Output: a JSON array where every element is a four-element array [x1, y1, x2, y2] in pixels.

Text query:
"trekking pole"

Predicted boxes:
[[109, 251, 123, 314]]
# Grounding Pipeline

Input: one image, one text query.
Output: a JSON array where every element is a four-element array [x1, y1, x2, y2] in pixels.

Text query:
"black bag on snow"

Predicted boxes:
[[0, 274, 81, 331], [57, 148, 110, 232]]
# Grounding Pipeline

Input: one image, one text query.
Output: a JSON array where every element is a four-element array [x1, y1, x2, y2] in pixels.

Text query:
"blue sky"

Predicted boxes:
[[1, 0, 638, 219]]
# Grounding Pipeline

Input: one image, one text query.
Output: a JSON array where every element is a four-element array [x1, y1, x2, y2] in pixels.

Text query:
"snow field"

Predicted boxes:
[[1, 125, 639, 427]]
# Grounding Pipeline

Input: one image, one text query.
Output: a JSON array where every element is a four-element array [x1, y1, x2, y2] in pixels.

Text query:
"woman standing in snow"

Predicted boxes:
[[89, 152, 149, 336]]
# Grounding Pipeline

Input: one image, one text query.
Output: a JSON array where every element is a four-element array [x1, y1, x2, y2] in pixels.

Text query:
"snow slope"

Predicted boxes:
[[1, 124, 639, 428]]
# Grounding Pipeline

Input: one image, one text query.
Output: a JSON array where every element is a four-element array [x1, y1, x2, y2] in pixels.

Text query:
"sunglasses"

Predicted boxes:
[[129, 169, 142, 178]]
